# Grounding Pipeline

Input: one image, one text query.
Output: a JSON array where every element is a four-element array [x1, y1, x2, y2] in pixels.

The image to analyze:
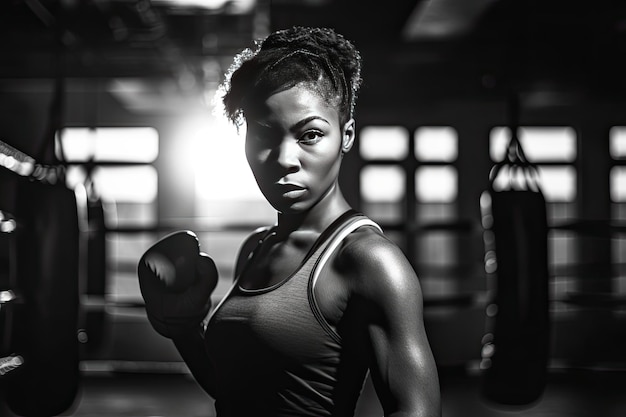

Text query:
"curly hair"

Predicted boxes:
[[220, 27, 362, 127]]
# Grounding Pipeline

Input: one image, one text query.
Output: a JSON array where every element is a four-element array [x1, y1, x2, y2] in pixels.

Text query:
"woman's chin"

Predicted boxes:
[[270, 199, 312, 215]]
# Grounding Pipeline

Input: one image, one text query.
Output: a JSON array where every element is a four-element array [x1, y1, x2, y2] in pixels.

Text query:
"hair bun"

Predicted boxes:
[[220, 26, 362, 126], [261, 27, 362, 98]]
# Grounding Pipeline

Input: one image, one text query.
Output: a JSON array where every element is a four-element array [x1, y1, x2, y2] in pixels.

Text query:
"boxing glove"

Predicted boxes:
[[138, 230, 218, 338]]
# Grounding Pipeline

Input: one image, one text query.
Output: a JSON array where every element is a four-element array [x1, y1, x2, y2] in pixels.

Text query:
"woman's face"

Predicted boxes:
[[245, 84, 354, 214]]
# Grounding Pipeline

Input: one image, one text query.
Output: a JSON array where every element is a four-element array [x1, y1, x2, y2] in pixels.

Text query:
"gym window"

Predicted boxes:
[[360, 165, 405, 202], [359, 126, 409, 161], [56, 127, 160, 304], [358, 126, 409, 225], [56, 127, 159, 225], [611, 167, 626, 202], [610, 127, 626, 307], [64, 165, 158, 204], [414, 126, 457, 162], [415, 166, 457, 203], [610, 126, 626, 160], [56, 127, 159, 162], [414, 126, 459, 209], [413, 127, 459, 300], [358, 125, 461, 301]]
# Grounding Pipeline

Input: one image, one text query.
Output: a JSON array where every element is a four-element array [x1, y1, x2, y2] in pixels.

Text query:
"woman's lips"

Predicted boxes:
[[276, 183, 306, 198]]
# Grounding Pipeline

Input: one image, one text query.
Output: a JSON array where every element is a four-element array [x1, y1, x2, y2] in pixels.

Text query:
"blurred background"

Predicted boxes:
[[1, 0, 626, 416]]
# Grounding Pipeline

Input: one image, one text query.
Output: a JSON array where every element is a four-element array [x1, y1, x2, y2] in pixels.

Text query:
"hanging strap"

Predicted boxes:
[[488, 128, 543, 194]]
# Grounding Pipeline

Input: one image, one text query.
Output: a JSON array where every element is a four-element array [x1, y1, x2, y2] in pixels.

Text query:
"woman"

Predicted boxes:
[[139, 26, 440, 417]]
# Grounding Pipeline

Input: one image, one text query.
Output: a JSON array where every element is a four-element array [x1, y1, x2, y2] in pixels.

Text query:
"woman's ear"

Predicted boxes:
[[341, 119, 356, 154]]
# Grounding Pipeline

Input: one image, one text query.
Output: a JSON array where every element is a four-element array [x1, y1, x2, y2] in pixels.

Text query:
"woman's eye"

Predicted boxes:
[[299, 131, 323, 145]]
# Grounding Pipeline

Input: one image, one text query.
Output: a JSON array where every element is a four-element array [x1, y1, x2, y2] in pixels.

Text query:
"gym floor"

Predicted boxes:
[[4, 366, 621, 417]]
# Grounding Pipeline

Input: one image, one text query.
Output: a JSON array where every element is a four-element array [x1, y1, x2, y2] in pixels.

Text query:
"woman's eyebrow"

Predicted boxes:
[[290, 116, 330, 132]]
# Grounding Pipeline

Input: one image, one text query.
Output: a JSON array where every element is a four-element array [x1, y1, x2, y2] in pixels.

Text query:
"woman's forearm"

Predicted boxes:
[[172, 328, 216, 397]]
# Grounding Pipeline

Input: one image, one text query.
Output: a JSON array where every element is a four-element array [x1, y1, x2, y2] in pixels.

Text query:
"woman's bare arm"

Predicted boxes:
[[342, 232, 441, 417]]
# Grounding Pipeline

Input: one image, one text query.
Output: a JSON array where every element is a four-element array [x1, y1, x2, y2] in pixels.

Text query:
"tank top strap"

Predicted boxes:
[[307, 212, 382, 343]]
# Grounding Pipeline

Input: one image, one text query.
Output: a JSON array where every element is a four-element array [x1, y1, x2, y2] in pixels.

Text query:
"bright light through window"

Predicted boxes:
[[56, 127, 159, 162], [360, 166, 405, 202], [610, 127, 626, 159], [153, 0, 255, 13], [66, 166, 157, 203], [415, 126, 458, 161], [490, 127, 576, 162], [538, 166, 577, 201], [611, 167, 626, 202], [181, 118, 264, 201], [415, 166, 457, 202], [359, 126, 409, 160]]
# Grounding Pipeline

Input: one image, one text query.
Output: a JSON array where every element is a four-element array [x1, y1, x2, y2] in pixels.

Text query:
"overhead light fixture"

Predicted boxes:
[[153, 0, 256, 13], [403, 0, 497, 40]]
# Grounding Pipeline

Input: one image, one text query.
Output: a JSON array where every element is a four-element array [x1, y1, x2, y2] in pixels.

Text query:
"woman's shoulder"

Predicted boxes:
[[338, 224, 403, 266], [336, 225, 420, 297]]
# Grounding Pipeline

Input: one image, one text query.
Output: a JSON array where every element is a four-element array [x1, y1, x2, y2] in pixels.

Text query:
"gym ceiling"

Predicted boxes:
[[2, 0, 626, 107]]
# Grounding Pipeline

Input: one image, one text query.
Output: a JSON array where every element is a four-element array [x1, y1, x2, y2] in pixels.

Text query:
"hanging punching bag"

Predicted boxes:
[[480, 133, 550, 406], [2, 34, 80, 414], [7, 176, 80, 417], [0, 210, 18, 358]]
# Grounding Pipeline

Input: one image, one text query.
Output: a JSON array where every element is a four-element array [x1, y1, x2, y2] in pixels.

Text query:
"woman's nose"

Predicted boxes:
[[276, 139, 301, 172]]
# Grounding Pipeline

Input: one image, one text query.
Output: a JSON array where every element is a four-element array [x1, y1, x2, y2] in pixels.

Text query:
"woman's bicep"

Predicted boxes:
[[355, 244, 441, 416]]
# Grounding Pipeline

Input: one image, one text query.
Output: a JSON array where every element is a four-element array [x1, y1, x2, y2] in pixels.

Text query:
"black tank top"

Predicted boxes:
[[204, 211, 381, 416]]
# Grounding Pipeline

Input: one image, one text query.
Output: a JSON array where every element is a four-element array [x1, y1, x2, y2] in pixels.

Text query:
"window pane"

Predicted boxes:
[[613, 237, 626, 269], [611, 167, 626, 202], [360, 165, 405, 202], [419, 277, 458, 299], [547, 202, 577, 223], [416, 203, 456, 222], [549, 230, 576, 267], [66, 166, 157, 225], [414, 126, 458, 161], [89, 166, 158, 203], [108, 232, 157, 302], [610, 127, 626, 159], [359, 126, 409, 160], [112, 202, 157, 227], [57, 127, 159, 162], [415, 233, 457, 266], [362, 202, 403, 223], [539, 166, 577, 202], [415, 166, 457, 202], [614, 201, 626, 221], [614, 235, 626, 309], [490, 127, 576, 162]]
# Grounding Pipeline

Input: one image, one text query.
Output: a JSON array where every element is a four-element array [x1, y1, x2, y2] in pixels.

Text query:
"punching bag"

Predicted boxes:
[[1, 38, 81, 414], [480, 132, 550, 406], [7, 177, 80, 416], [0, 210, 18, 357]]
